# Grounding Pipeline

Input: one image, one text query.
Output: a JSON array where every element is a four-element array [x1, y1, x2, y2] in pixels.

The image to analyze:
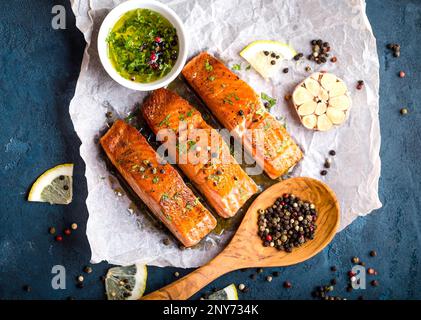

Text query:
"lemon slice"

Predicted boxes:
[[105, 264, 147, 300], [207, 284, 239, 300], [240, 40, 296, 79], [28, 163, 74, 205]]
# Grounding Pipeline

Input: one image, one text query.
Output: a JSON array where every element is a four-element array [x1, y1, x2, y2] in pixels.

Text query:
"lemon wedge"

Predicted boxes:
[[28, 163, 74, 205], [105, 264, 147, 300], [240, 40, 296, 79], [207, 284, 239, 300]]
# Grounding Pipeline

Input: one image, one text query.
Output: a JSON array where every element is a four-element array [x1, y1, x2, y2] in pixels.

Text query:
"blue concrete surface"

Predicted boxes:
[[0, 0, 420, 300]]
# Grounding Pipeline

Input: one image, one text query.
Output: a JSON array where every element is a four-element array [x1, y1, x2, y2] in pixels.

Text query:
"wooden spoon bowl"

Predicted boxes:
[[142, 177, 340, 300]]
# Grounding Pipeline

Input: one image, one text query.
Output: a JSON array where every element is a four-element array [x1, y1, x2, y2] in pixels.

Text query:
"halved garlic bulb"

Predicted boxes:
[[292, 72, 351, 131]]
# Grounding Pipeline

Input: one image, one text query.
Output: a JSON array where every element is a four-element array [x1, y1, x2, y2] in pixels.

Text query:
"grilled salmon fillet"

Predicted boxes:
[[142, 88, 258, 218], [100, 120, 217, 247], [182, 52, 303, 179]]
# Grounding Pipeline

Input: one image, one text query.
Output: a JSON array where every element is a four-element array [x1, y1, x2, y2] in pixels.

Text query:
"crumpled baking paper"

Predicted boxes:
[[69, 0, 382, 267]]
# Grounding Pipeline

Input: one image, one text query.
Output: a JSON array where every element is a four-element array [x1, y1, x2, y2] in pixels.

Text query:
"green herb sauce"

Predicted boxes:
[[106, 9, 179, 83]]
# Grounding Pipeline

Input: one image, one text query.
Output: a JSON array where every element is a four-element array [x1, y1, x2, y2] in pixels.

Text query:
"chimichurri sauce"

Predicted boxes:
[[106, 9, 179, 83]]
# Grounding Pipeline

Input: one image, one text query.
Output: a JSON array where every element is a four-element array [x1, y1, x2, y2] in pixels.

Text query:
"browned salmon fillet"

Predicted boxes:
[[182, 52, 303, 179], [142, 88, 258, 218], [100, 120, 217, 247]]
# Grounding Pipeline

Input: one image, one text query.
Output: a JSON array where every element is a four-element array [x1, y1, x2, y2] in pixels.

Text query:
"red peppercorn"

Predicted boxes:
[[64, 229, 71, 236], [348, 271, 356, 277], [367, 268, 375, 275], [356, 84, 363, 90], [331, 56, 337, 63], [399, 71, 405, 78], [266, 235, 272, 242], [283, 193, 289, 198], [155, 37, 161, 43], [150, 52, 157, 61], [55, 235, 63, 242], [283, 281, 292, 288]]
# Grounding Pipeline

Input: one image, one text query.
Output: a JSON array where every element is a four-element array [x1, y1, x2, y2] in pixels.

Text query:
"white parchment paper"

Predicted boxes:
[[69, 0, 382, 267]]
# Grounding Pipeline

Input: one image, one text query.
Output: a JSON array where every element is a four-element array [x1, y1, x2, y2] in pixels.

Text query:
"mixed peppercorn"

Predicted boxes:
[[257, 193, 317, 252]]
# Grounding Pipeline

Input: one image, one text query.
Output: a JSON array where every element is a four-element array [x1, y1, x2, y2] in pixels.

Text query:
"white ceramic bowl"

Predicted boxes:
[[97, 0, 188, 91]]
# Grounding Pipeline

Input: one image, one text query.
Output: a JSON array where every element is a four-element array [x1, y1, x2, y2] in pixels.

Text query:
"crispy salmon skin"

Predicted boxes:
[[142, 88, 258, 218], [100, 120, 216, 247], [182, 52, 303, 179]]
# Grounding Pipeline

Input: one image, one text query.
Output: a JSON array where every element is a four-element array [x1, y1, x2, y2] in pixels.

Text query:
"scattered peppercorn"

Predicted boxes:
[[369, 250, 377, 257], [305, 66, 312, 72], [273, 271, 280, 277], [55, 235, 63, 242], [324, 160, 331, 169], [250, 274, 257, 280], [76, 282, 84, 289], [352, 256, 360, 264], [320, 170, 328, 176], [400, 108, 408, 115], [64, 228, 71, 236], [77, 275, 84, 283], [263, 51, 269, 56], [163, 238, 170, 246], [270, 60, 276, 65], [283, 281, 292, 289], [257, 268, 264, 274], [386, 43, 401, 57], [293, 53, 303, 61], [71, 223, 78, 230], [330, 266, 337, 272], [238, 283, 245, 291], [367, 268, 375, 275], [266, 276, 273, 282], [84, 266, 93, 274], [399, 71, 406, 78], [371, 280, 379, 287], [174, 272, 180, 277], [308, 40, 331, 64], [330, 278, 337, 285], [329, 150, 336, 156], [49, 227, 56, 235], [330, 56, 337, 63], [283, 68, 289, 73], [23, 285, 31, 292]]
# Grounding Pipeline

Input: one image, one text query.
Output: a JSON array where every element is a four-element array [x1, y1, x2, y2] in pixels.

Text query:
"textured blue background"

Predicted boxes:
[[0, 0, 420, 300]]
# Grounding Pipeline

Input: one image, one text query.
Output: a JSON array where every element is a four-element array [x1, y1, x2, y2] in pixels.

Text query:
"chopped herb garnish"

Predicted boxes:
[[263, 119, 271, 131], [208, 75, 216, 81], [261, 92, 277, 108], [231, 63, 241, 71], [187, 140, 196, 150], [246, 65, 251, 70], [161, 193, 170, 201], [152, 176, 159, 184], [256, 108, 265, 116], [205, 59, 213, 72], [125, 113, 137, 122], [186, 109, 193, 117], [159, 114, 171, 127], [178, 113, 185, 121], [223, 98, 233, 105]]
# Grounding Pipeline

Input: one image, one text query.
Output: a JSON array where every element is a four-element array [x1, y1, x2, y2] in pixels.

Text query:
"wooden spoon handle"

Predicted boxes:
[[141, 252, 236, 300]]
